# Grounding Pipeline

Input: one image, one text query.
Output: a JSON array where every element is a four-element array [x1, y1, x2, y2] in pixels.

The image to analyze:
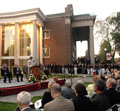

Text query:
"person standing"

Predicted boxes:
[[44, 83, 74, 111], [27, 57, 34, 76]]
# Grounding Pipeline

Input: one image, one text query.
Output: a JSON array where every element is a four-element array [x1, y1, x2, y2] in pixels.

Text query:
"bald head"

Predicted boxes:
[[51, 83, 61, 94], [106, 78, 117, 88]]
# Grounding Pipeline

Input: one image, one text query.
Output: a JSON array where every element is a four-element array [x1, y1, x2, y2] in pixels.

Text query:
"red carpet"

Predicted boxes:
[[0, 79, 64, 96]]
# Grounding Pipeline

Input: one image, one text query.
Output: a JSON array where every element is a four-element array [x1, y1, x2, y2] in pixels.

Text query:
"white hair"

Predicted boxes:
[[17, 91, 31, 105], [77, 80, 84, 84], [65, 80, 72, 88]]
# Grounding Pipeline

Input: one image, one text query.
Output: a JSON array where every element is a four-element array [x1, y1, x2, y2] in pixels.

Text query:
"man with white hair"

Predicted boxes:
[[17, 91, 35, 111], [62, 80, 75, 100], [103, 78, 120, 107]]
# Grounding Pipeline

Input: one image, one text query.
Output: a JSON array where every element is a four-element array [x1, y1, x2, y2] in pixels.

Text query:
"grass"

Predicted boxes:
[[0, 82, 92, 111], [0, 101, 17, 111], [0, 96, 42, 111], [84, 82, 93, 88], [49, 74, 92, 78], [0, 74, 92, 111]]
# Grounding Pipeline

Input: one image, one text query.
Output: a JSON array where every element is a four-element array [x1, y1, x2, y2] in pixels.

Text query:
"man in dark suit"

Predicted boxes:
[[103, 78, 120, 106], [1, 63, 11, 83], [17, 91, 36, 111], [44, 83, 74, 111], [62, 80, 75, 100], [13, 64, 23, 82], [91, 79, 110, 111]]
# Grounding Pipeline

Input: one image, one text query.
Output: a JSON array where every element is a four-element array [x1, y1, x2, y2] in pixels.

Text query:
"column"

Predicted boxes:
[[15, 22, 19, 65], [89, 26, 95, 65], [32, 20, 37, 65], [0, 24, 1, 66], [40, 26, 43, 64], [88, 39, 90, 59]]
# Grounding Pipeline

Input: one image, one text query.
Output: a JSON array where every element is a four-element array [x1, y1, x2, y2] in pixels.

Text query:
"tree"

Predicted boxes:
[[95, 13, 119, 64], [99, 40, 111, 63]]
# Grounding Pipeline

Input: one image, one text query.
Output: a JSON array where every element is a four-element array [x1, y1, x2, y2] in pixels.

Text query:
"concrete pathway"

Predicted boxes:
[[0, 75, 93, 103]]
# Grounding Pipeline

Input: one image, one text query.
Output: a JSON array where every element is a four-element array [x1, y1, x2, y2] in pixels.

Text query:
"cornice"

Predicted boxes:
[[0, 8, 46, 22], [72, 16, 96, 22]]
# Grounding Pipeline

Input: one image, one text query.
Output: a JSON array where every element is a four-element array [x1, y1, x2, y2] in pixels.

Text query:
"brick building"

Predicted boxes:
[[0, 4, 96, 68]]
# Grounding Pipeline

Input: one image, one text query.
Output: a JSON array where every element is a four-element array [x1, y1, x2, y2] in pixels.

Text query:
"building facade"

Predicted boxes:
[[0, 4, 96, 69]]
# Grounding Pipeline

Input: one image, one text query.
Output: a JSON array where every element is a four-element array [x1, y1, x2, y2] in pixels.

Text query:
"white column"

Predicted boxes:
[[89, 26, 95, 65], [15, 22, 19, 65], [0, 24, 1, 66], [33, 20, 37, 65], [40, 26, 43, 64]]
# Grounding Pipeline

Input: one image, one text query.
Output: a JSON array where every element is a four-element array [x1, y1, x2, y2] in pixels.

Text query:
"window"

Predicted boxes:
[[43, 30, 50, 39], [19, 23, 32, 56], [43, 47, 50, 58], [2, 25, 15, 56]]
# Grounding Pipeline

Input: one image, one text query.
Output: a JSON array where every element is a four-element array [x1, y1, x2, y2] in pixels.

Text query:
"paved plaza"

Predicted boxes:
[[0, 74, 93, 103]]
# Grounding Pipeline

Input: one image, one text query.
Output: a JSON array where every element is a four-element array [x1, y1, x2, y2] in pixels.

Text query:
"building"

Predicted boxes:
[[0, 4, 96, 69]]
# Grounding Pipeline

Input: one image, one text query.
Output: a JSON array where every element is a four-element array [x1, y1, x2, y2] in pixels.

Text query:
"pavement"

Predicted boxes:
[[0, 74, 93, 103]]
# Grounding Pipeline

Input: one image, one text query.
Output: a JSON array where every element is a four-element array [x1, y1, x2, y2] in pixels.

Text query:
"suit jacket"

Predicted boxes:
[[62, 87, 76, 99], [72, 95, 93, 111], [41, 91, 53, 108], [91, 93, 110, 111], [1, 67, 9, 76], [13, 67, 21, 76], [44, 96, 74, 111], [22, 107, 35, 111], [103, 88, 120, 106]]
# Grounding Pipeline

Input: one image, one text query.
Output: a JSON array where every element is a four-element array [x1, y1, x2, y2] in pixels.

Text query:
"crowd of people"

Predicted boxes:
[[1, 56, 120, 84], [16, 67, 120, 111]]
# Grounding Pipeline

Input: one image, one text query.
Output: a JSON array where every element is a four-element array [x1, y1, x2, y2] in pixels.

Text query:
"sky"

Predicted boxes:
[[0, 0, 120, 57]]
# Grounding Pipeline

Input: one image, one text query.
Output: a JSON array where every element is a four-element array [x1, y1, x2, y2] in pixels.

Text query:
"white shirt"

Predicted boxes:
[[27, 59, 33, 68]]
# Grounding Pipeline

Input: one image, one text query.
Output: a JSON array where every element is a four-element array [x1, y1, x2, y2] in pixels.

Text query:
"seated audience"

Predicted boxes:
[[13, 64, 23, 82], [62, 80, 75, 100], [1, 63, 11, 83], [44, 83, 74, 111], [103, 78, 120, 106], [17, 91, 35, 111], [72, 83, 93, 111], [91, 79, 110, 111], [41, 81, 55, 108], [86, 76, 98, 97], [116, 79, 120, 92]]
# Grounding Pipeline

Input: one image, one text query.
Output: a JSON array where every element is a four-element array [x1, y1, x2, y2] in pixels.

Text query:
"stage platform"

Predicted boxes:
[[0, 77, 64, 96]]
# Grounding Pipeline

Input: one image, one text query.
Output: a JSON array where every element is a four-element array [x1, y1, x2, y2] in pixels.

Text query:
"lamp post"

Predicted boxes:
[[104, 48, 107, 65], [111, 49, 114, 65]]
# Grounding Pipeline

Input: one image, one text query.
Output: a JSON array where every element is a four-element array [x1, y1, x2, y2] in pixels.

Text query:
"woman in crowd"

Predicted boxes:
[[41, 80, 55, 108], [72, 83, 93, 111]]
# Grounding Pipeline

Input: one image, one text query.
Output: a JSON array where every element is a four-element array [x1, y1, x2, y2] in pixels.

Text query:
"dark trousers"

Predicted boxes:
[[16, 74, 23, 82], [3, 75, 11, 83]]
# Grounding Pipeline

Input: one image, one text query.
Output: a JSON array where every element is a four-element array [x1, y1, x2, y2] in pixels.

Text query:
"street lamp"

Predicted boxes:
[[111, 49, 114, 65], [104, 48, 107, 65]]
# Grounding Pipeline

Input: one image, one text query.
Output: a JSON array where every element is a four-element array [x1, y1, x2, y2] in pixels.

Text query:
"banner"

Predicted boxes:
[[106, 53, 111, 60]]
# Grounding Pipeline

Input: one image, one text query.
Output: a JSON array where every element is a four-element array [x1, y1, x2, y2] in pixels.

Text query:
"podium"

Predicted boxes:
[[30, 66, 41, 80]]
